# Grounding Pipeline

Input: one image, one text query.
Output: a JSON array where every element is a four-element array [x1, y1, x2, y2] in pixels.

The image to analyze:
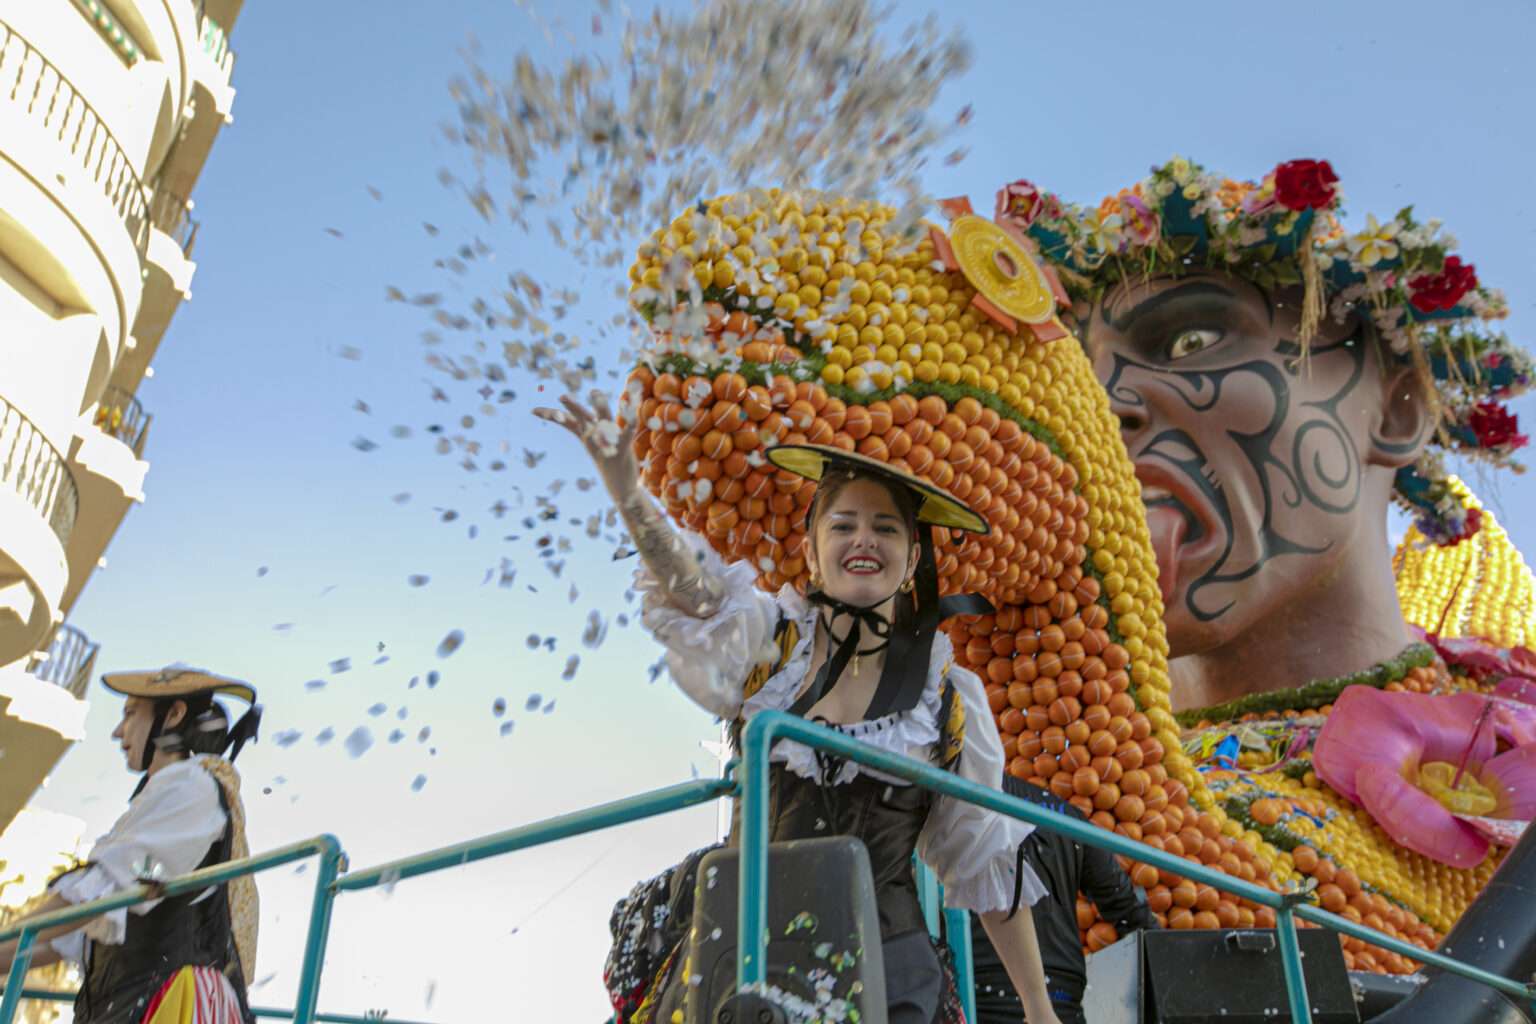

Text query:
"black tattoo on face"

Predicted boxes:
[[1084, 277, 1370, 628]]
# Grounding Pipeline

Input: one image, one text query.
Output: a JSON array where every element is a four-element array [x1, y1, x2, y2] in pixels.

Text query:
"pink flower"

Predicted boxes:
[[1314, 687, 1536, 867], [994, 179, 1047, 231], [1411, 626, 1514, 676], [1118, 191, 1161, 246]]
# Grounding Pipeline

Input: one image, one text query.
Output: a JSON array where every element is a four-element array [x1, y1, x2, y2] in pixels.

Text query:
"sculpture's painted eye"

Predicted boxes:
[[1167, 327, 1223, 361]]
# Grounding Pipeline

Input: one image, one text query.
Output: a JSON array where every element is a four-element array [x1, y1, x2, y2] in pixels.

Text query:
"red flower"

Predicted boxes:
[[1468, 401, 1528, 451], [994, 179, 1047, 231], [1410, 255, 1479, 313], [1272, 159, 1339, 211]]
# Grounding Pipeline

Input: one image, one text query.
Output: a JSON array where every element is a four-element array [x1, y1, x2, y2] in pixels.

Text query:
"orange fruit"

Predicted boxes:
[[742, 386, 773, 420], [844, 405, 872, 440], [867, 401, 893, 435]]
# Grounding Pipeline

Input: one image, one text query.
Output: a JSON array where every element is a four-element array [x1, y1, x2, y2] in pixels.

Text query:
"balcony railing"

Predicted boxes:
[[0, 395, 79, 547], [0, 19, 150, 257], [195, 1, 235, 79], [25, 623, 99, 699], [94, 386, 151, 456], [149, 187, 199, 257]]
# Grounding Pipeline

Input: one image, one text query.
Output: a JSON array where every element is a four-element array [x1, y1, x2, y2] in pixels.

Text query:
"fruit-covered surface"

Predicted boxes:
[[1173, 652, 1499, 970], [1395, 478, 1536, 650], [626, 189, 1532, 974]]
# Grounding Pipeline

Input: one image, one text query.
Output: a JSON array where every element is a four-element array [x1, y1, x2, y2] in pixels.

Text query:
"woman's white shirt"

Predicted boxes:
[[637, 535, 1046, 914], [48, 757, 228, 963]]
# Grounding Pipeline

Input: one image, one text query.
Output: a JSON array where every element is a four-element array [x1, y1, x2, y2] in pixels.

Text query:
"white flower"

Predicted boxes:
[[1347, 214, 1401, 267]]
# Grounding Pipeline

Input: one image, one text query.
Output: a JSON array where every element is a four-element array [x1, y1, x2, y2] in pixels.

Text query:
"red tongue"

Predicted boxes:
[[1145, 506, 1186, 606]]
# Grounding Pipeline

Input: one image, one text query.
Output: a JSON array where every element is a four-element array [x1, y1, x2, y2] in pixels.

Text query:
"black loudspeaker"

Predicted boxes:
[[1141, 929, 1359, 1023], [1350, 971, 1421, 1020], [682, 837, 888, 1024]]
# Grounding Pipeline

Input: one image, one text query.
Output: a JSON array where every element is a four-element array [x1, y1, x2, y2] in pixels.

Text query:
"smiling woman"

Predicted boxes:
[[538, 380, 1063, 1022]]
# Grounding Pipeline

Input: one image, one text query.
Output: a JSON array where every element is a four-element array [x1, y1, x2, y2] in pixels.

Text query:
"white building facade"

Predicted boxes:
[[0, 0, 242, 833]]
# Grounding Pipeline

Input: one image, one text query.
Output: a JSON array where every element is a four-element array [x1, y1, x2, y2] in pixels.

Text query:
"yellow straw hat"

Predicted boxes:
[[102, 666, 257, 706], [766, 443, 990, 535]]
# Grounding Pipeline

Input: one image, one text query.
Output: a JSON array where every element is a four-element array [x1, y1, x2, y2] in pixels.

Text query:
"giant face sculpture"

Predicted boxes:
[[1080, 271, 1420, 658]]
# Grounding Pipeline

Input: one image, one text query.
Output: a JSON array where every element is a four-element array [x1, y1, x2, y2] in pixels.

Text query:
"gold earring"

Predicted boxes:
[[809, 567, 823, 589], [900, 577, 915, 594]]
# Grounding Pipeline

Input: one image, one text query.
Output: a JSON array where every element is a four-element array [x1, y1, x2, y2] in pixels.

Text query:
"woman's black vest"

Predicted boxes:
[[728, 761, 936, 939], [73, 778, 253, 1024]]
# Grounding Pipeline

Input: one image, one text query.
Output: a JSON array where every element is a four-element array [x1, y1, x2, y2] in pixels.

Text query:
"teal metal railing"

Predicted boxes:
[[0, 837, 343, 1024], [10, 989, 431, 1023], [5, 715, 1535, 1023], [734, 711, 1536, 1023]]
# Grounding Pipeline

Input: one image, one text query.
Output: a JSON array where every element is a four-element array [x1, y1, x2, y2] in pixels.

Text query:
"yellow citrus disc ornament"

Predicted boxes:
[[948, 214, 1055, 324], [929, 195, 1072, 342]]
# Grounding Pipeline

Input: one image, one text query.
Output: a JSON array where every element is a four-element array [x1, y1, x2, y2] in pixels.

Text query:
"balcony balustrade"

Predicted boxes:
[[0, 396, 79, 547], [149, 187, 198, 258], [0, 18, 151, 258], [93, 386, 151, 457], [25, 622, 99, 699]]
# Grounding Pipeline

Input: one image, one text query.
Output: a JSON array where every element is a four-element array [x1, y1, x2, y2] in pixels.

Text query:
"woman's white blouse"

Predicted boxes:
[[47, 757, 228, 964], [637, 536, 1047, 914]]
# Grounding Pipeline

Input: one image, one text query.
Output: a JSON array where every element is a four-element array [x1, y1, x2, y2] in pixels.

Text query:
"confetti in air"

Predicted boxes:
[[345, 726, 375, 759], [323, 0, 976, 773], [436, 629, 466, 657]]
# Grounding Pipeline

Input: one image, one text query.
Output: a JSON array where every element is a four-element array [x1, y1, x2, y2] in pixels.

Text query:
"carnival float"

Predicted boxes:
[[619, 156, 1536, 1019]]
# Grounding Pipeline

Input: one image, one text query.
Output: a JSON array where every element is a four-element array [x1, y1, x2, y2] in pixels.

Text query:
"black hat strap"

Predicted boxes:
[[139, 701, 176, 773], [138, 695, 262, 771], [791, 527, 998, 723], [854, 528, 938, 720], [788, 596, 893, 718], [224, 705, 262, 762]]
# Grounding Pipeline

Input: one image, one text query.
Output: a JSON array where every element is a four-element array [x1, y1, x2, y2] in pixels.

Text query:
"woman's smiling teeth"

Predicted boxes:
[[842, 556, 884, 575]]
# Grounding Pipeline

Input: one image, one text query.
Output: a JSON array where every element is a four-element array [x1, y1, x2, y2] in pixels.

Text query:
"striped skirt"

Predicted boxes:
[[139, 966, 246, 1024]]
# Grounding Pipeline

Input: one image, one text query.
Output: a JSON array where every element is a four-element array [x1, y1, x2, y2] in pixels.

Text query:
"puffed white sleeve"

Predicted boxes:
[[916, 666, 1048, 914], [634, 530, 783, 719], [47, 761, 227, 958]]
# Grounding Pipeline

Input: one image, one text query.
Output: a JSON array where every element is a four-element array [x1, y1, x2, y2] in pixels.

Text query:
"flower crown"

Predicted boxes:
[[999, 157, 1532, 546]]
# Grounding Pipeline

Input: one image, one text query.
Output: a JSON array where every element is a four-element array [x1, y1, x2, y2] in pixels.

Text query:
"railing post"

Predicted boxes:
[[0, 928, 37, 1024], [736, 716, 773, 992], [915, 859, 941, 936], [943, 907, 975, 1024], [292, 839, 344, 1024], [1275, 905, 1313, 1024]]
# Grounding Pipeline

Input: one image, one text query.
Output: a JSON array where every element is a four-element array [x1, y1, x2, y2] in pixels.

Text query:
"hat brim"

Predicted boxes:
[[767, 444, 990, 535], [103, 669, 256, 705]]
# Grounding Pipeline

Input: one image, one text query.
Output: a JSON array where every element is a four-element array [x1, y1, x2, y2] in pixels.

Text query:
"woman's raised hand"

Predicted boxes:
[[533, 389, 640, 506]]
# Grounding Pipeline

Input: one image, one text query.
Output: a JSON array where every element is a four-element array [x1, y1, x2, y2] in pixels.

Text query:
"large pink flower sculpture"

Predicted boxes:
[[1314, 686, 1536, 868]]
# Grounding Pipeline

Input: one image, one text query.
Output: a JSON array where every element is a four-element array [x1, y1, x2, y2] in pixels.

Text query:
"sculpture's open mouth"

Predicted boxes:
[[1134, 461, 1216, 607]]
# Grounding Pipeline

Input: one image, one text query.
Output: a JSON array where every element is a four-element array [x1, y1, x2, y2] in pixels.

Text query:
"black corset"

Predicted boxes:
[[729, 760, 934, 939], [74, 781, 252, 1024]]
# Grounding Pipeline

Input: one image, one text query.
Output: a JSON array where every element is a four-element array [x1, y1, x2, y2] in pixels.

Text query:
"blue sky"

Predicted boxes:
[[31, 0, 1536, 1020]]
